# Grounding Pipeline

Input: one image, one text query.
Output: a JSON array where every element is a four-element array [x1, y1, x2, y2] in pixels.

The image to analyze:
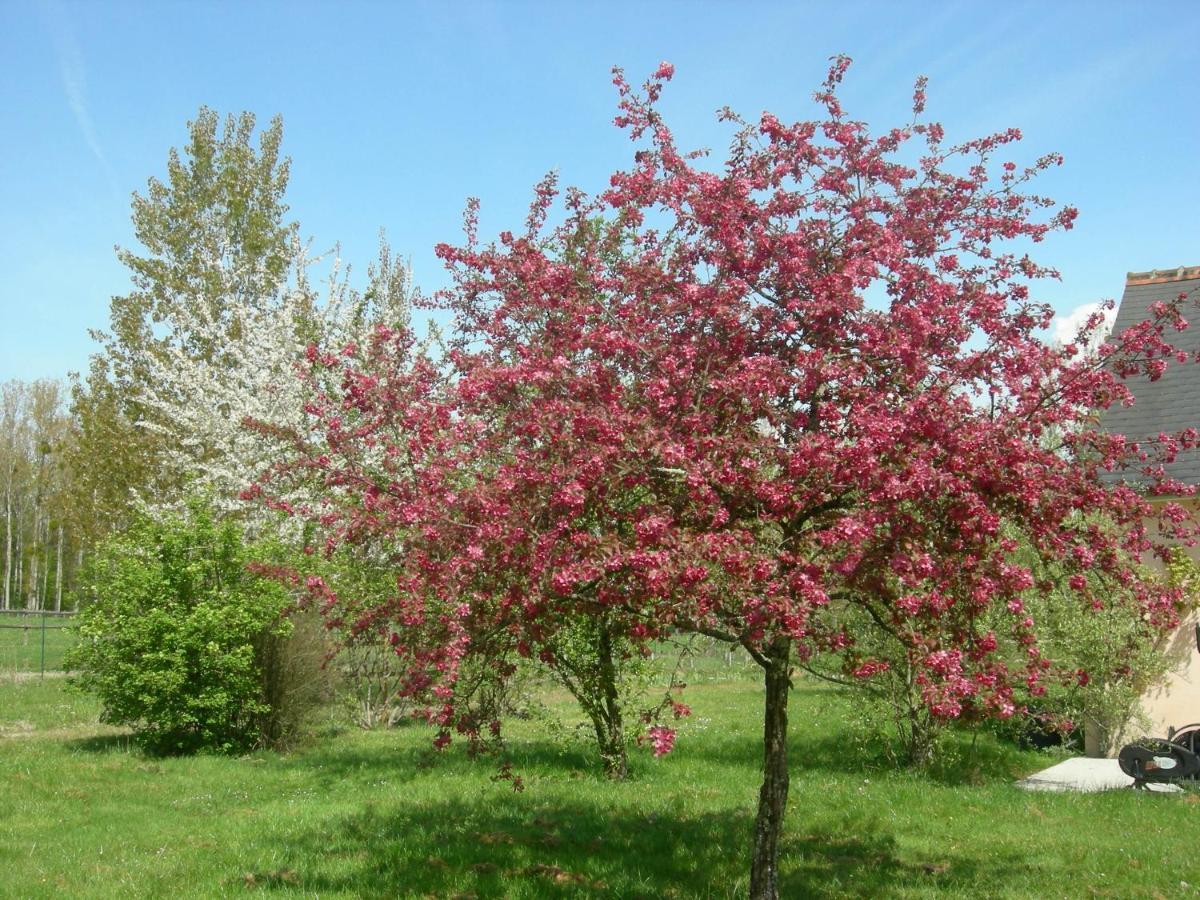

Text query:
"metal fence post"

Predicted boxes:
[[41, 612, 47, 679]]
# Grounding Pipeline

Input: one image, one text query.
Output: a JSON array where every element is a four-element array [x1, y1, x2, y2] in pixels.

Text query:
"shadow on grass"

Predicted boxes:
[[286, 733, 631, 799], [36, 691, 1048, 896], [229, 711, 1045, 897], [66, 732, 136, 753], [679, 727, 1033, 788], [251, 794, 1035, 899]]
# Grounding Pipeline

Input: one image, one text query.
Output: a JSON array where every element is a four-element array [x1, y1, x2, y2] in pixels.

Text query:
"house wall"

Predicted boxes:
[[1096, 267, 1200, 749], [1088, 503, 1200, 755], [1082, 506, 1200, 757], [1137, 536, 1200, 743]]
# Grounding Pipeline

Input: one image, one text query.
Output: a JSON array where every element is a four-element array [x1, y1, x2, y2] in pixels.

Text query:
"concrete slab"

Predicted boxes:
[[1016, 757, 1181, 794]]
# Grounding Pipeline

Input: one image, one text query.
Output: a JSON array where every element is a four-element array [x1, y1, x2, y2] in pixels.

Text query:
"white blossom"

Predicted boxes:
[[137, 239, 412, 528]]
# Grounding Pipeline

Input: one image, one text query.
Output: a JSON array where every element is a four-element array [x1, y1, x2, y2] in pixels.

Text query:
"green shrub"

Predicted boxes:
[[256, 607, 338, 746], [65, 503, 297, 754], [1015, 548, 1200, 753]]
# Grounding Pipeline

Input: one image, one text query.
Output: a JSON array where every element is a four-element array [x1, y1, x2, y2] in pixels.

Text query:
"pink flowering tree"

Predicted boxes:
[[253, 60, 1198, 899], [248, 322, 670, 779]]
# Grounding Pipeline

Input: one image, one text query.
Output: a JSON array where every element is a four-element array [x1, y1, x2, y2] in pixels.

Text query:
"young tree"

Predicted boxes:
[[72, 107, 298, 535], [63, 356, 152, 556], [254, 61, 1198, 898], [253, 317, 679, 778]]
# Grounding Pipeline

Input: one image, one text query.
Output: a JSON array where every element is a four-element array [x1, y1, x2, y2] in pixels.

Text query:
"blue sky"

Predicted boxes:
[[2, 0, 1198, 382]]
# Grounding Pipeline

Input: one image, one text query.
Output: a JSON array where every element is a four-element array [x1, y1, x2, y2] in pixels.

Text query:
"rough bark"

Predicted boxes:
[[750, 638, 791, 900], [593, 626, 628, 779]]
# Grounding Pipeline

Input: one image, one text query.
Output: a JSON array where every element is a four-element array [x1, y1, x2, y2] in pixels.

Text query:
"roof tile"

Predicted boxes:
[[1099, 274, 1200, 486]]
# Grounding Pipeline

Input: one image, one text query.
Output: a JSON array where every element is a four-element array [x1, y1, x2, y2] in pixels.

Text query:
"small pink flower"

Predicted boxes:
[[852, 660, 889, 679], [648, 725, 676, 757]]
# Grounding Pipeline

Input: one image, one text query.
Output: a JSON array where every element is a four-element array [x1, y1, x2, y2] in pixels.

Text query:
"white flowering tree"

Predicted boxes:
[[79, 106, 415, 528], [136, 238, 413, 526]]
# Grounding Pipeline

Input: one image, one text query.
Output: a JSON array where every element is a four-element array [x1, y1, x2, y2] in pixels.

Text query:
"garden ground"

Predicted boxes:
[[2, 675, 1198, 899]]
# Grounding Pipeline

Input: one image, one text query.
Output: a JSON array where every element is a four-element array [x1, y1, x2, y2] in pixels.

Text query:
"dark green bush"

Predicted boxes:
[[66, 503, 299, 754]]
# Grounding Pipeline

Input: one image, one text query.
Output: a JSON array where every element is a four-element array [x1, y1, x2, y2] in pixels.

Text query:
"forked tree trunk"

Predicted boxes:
[[902, 705, 937, 768], [554, 620, 629, 780], [750, 638, 791, 900]]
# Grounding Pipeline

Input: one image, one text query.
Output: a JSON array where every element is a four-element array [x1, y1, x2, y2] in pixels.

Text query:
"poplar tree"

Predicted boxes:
[[72, 108, 297, 532]]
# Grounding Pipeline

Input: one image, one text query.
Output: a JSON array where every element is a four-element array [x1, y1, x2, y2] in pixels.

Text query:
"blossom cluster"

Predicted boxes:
[[250, 59, 1199, 758]]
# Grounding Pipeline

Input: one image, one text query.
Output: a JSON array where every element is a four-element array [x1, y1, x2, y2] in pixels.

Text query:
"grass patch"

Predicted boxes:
[[0, 675, 102, 734], [0, 616, 75, 673], [2, 678, 1198, 898]]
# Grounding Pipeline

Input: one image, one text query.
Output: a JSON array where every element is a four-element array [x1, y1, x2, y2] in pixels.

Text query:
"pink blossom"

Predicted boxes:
[[648, 725, 676, 757]]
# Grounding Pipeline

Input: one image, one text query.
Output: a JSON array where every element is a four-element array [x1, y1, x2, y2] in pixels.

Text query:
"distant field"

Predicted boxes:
[[3, 675, 1200, 898], [0, 615, 75, 673]]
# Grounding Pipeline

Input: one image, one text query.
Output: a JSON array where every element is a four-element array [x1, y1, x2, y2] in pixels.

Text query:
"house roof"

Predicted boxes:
[[1099, 267, 1200, 487]]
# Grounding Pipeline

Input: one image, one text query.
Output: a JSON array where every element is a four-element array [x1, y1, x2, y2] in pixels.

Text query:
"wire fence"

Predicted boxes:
[[0, 610, 76, 677]]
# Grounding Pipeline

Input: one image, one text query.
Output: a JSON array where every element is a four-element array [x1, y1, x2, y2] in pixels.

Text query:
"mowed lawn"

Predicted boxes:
[[2, 676, 1198, 899]]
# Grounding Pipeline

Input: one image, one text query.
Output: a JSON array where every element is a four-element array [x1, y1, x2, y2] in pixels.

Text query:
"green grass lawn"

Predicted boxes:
[[0, 616, 75, 673], [2, 676, 1198, 899]]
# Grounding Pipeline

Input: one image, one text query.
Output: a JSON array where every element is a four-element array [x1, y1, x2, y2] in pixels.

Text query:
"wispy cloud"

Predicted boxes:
[[40, 0, 121, 203], [959, 24, 1185, 142]]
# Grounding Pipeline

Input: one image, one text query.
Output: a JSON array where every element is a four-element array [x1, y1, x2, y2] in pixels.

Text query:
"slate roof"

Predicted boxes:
[[1099, 267, 1200, 487]]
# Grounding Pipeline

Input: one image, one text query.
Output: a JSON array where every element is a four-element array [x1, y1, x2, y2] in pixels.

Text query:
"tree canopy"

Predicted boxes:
[[252, 60, 1200, 898]]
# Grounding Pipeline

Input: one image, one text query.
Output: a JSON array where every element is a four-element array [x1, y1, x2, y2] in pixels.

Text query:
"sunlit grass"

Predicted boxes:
[[0, 616, 75, 673], [2, 677, 1197, 898]]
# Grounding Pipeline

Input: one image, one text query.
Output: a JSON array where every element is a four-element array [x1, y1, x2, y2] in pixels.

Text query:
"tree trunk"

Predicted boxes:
[[904, 707, 936, 768], [54, 524, 63, 612], [15, 525, 23, 607], [74, 547, 84, 611], [750, 638, 791, 900], [40, 518, 50, 611], [2, 482, 10, 610], [41, 523, 48, 606], [558, 621, 630, 780], [29, 517, 39, 611], [594, 625, 627, 779], [588, 708, 628, 780]]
